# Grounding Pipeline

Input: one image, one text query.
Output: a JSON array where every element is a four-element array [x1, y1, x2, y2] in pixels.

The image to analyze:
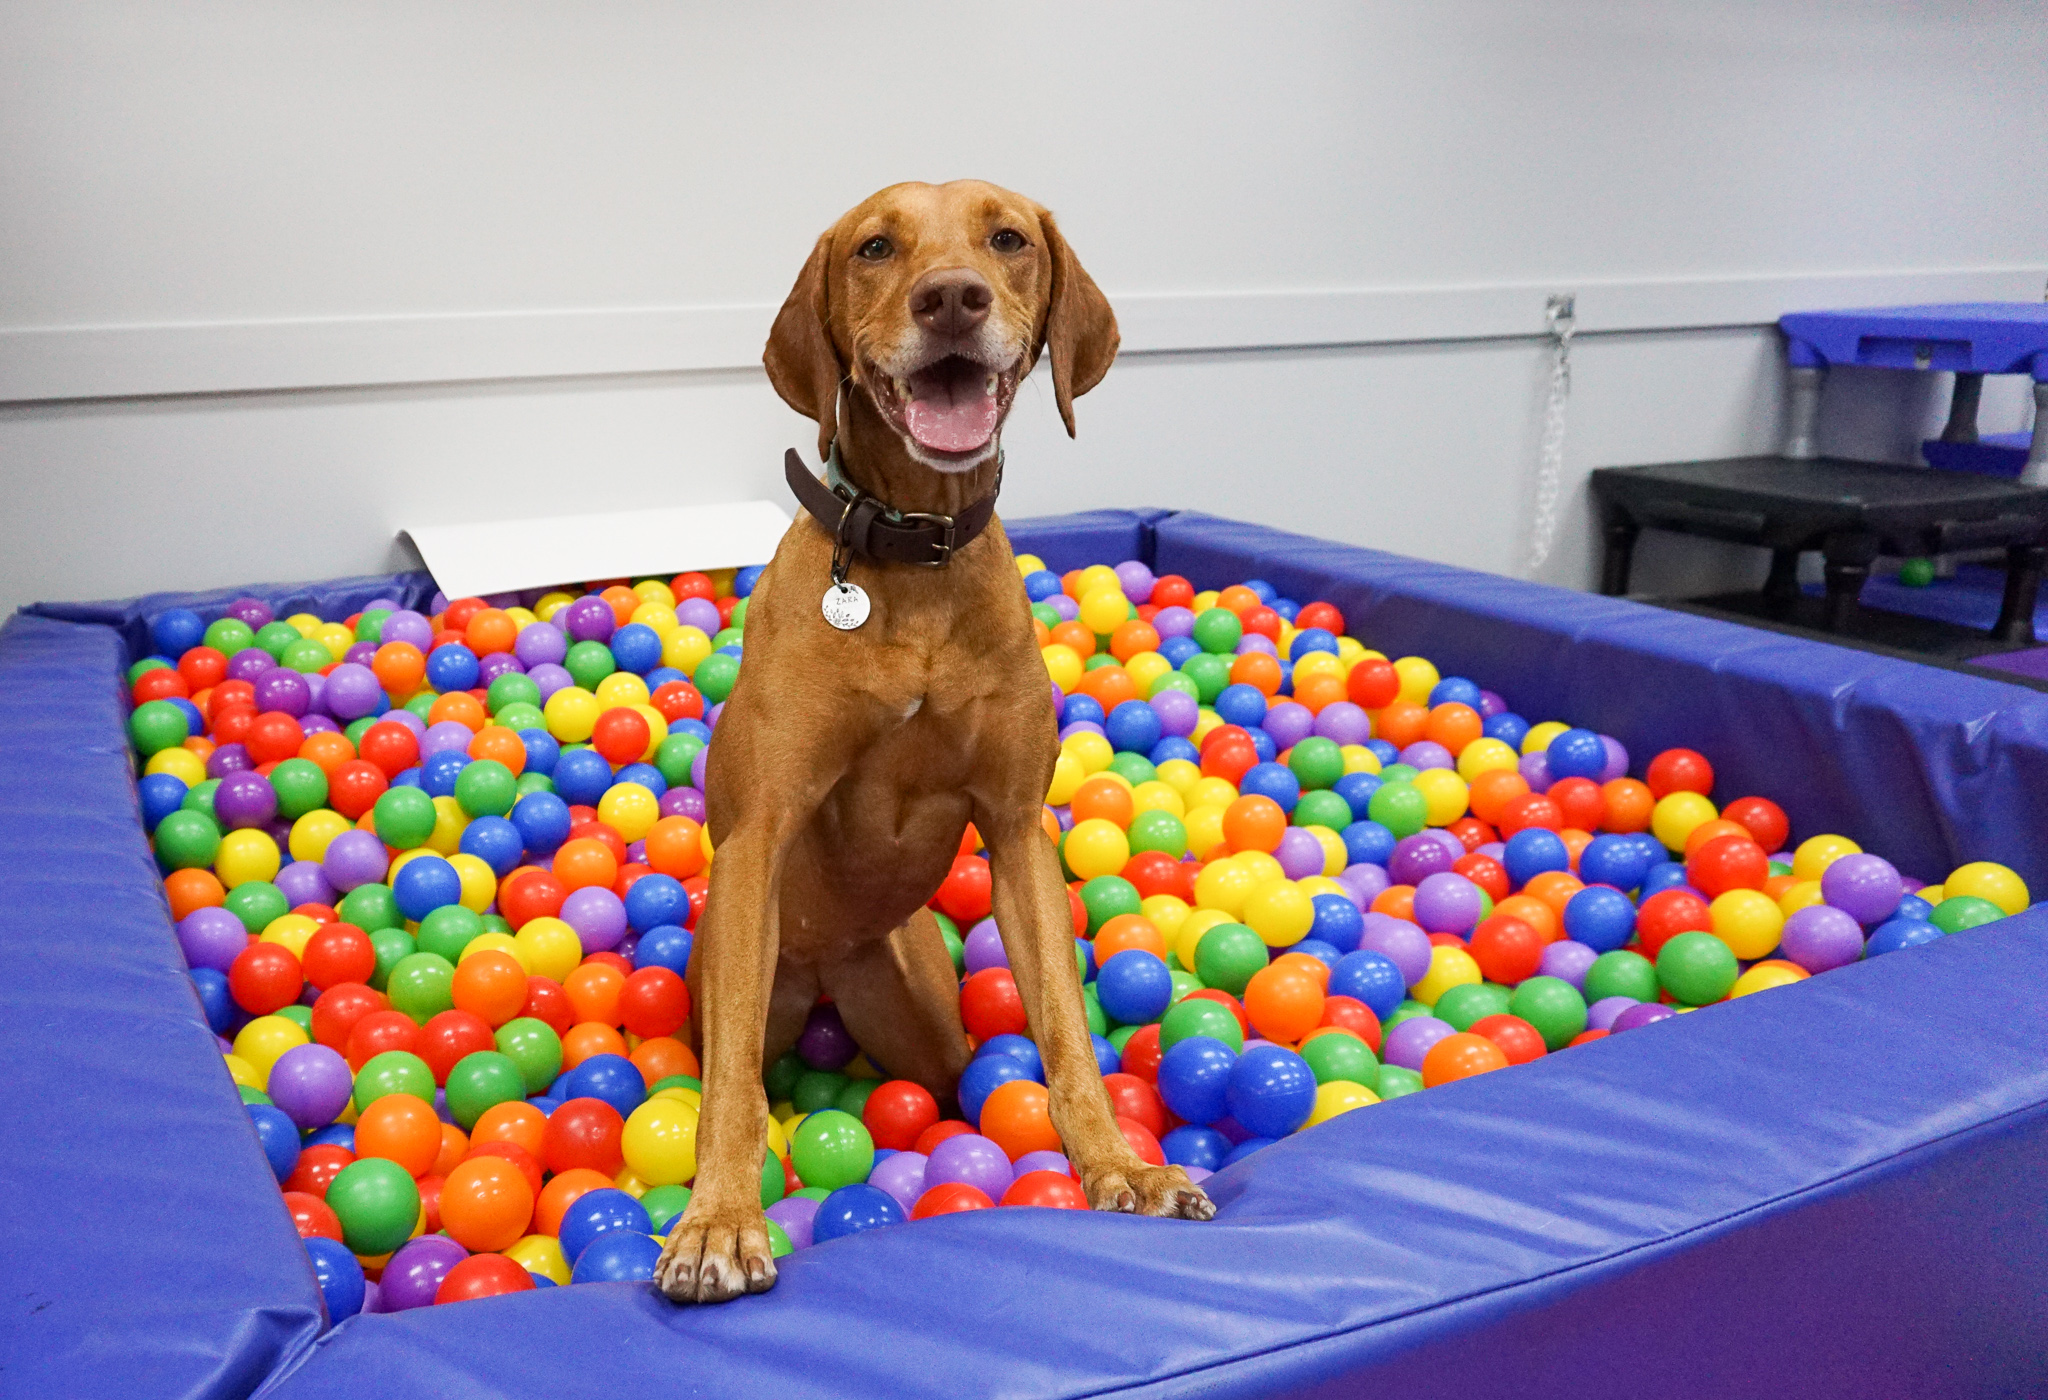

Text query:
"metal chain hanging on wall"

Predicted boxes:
[[1524, 293, 1575, 576]]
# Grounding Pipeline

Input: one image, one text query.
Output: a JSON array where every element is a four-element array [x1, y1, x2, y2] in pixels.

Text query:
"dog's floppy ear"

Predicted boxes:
[[1037, 208, 1119, 438], [764, 229, 843, 461]]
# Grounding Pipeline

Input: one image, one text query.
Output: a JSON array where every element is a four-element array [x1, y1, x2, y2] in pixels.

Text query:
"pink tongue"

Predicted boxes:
[[905, 385, 999, 453]]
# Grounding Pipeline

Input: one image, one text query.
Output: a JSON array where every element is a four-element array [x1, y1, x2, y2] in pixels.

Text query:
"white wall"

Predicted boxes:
[[3, 1, 2044, 614]]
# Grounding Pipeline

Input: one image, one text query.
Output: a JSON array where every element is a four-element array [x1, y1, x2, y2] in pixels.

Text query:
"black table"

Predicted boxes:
[[1590, 456, 2048, 646]]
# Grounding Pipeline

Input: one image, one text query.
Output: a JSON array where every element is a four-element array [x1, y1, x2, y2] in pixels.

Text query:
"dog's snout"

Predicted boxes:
[[909, 269, 993, 336]]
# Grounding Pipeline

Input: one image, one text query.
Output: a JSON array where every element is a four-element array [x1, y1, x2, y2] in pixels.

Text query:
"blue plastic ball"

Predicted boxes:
[[1364, 739, 1399, 766], [1428, 677, 1484, 709], [609, 624, 664, 675], [1290, 938, 1343, 971], [1270, 598, 1300, 622], [392, 855, 463, 921], [1161, 1124, 1231, 1172], [458, 815, 524, 877], [1341, 819, 1396, 868], [1332, 772, 1382, 821], [1089, 1033, 1121, 1077], [1245, 728, 1277, 762], [1104, 700, 1164, 754], [151, 609, 206, 658], [1866, 917, 1943, 957], [139, 773, 189, 832], [390, 767, 425, 790], [559, 1187, 652, 1268], [167, 697, 205, 736], [1226, 1046, 1318, 1138], [1148, 737, 1201, 767], [510, 790, 574, 855], [425, 643, 481, 694], [1214, 683, 1269, 728], [1482, 712, 1530, 749], [811, 1184, 905, 1243], [304, 1236, 366, 1322], [1329, 951, 1406, 1019], [1562, 885, 1637, 953], [1238, 762, 1300, 813], [974, 1033, 1044, 1081], [1308, 894, 1364, 952], [1639, 861, 1692, 901], [1024, 570, 1064, 602], [1242, 578, 1277, 603], [1095, 950, 1173, 1026], [305, 1123, 355, 1151], [191, 967, 233, 1032], [1061, 693, 1106, 728], [420, 749, 471, 799], [1894, 892, 1935, 923], [959, 1053, 1030, 1124], [1503, 828, 1571, 888], [734, 564, 767, 597], [634, 924, 693, 976], [247, 1103, 301, 1182], [624, 873, 688, 932], [613, 762, 668, 797], [552, 749, 614, 808], [518, 729, 561, 777], [1578, 833, 1655, 893], [562, 1054, 647, 1120], [1159, 635, 1203, 669], [1155, 1035, 1237, 1125], [1287, 628, 1338, 661], [569, 1225, 664, 1284]]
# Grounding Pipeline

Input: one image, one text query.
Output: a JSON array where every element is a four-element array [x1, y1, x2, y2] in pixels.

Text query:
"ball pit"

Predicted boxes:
[[4, 511, 2048, 1400]]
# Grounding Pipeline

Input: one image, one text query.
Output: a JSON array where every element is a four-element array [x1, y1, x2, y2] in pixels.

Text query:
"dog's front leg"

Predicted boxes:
[[979, 800, 1216, 1221]]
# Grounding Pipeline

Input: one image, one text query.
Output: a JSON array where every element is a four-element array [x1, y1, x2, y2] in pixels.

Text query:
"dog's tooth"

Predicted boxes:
[[895, 377, 912, 400], [985, 374, 997, 395]]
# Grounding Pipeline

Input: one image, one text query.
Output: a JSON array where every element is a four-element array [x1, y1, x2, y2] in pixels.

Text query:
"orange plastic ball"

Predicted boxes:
[[1469, 770, 1532, 826], [978, 1079, 1062, 1161], [470, 1100, 548, 1161], [371, 642, 426, 699], [1215, 585, 1261, 616], [630, 1035, 699, 1085], [1370, 885, 1417, 922], [1228, 652, 1283, 697], [1492, 894, 1560, 943], [561, 1021, 628, 1070], [563, 962, 626, 1027], [165, 868, 227, 921], [439, 1154, 535, 1252], [354, 1093, 444, 1177], [432, 1122, 470, 1177], [298, 730, 357, 777], [428, 691, 487, 733], [1242, 965, 1326, 1043], [1222, 795, 1287, 854], [642, 816, 706, 881], [1049, 620, 1097, 656], [467, 726, 527, 775], [1421, 1031, 1510, 1087], [553, 838, 619, 893], [1423, 703, 1484, 756], [599, 586, 640, 626], [1292, 673, 1347, 714], [1093, 914, 1167, 964], [1269, 951, 1332, 989], [534, 1167, 614, 1236], [451, 950, 530, 1027], [1372, 700, 1430, 749], [465, 609, 518, 657], [1109, 620, 1161, 662], [1077, 666, 1138, 710], [1522, 871, 1584, 916]]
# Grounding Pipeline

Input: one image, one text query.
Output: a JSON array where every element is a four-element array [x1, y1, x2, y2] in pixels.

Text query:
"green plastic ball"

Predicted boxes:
[[765, 1219, 793, 1257], [339, 883, 403, 933], [1376, 1065, 1424, 1100], [203, 618, 256, 655], [1082, 985, 1109, 1036], [937, 919, 965, 974], [343, 717, 378, 750], [325, 1157, 420, 1256], [372, 787, 437, 850], [790, 1108, 875, 1191], [1434, 981, 1512, 1031], [494, 702, 545, 733], [129, 700, 190, 757], [833, 1078, 880, 1119], [1031, 602, 1063, 629], [514, 772, 555, 798], [1293, 790, 1354, 832], [1929, 895, 2004, 934], [1168, 969, 1201, 1002], [1583, 949, 1658, 1004], [127, 657, 172, 684], [1379, 764, 1420, 785], [403, 693, 436, 722], [281, 636, 334, 673], [386, 952, 456, 1023], [760, 1151, 785, 1208], [641, 1184, 692, 1233], [1508, 976, 1589, 1049], [1179, 653, 1231, 703], [486, 672, 543, 715], [1287, 736, 1345, 790], [792, 1069, 849, 1115], [352, 1050, 436, 1112], [1367, 782, 1429, 839], [1080, 876, 1143, 934], [255, 621, 303, 660], [764, 1051, 806, 1102], [563, 640, 617, 690], [1898, 557, 1936, 587], [655, 734, 706, 787], [1191, 608, 1243, 654], [238, 1084, 273, 1106], [365, 927, 416, 991], [275, 1004, 314, 1037], [495, 1017, 564, 1093], [1106, 752, 1159, 787], [1383, 999, 1430, 1029], [415, 904, 484, 963], [181, 779, 220, 821], [454, 760, 518, 819], [223, 881, 289, 933], [267, 759, 329, 820], [1300, 1031, 1379, 1087], [1158, 996, 1245, 1053], [152, 809, 221, 870], [694, 653, 740, 705], [443, 1050, 528, 1129], [1192, 922, 1268, 996], [1148, 671, 1200, 702], [1655, 931, 1739, 1006]]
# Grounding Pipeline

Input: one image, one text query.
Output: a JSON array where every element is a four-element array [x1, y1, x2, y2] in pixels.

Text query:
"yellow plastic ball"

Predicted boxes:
[[1411, 768, 1471, 826], [289, 809, 351, 863], [426, 796, 468, 855], [613, 1168, 649, 1198], [663, 627, 712, 676], [599, 783, 661, 843], [223, 1053, 263, 1090], [1130, 781, 1186, 819], [233, 1015, 309, 1088], [1046, 753, 1086, 807], [1918, 884, 1945, 905], [1651, 791, 1720, 853], [1413, 944, 1482, 1006], [534, 592, 577, 623], [1192, 590, 1221, 612], [1456, 738, 1520, 781], [1243, 880, 1315, 947], [631, 705, 670, 759], [1235, 851, 1286, 887], [632, 578, 677, 609], [621, 1097, 700, 1186], [1943, 861, 2029, 916], [1777, 880, 1825, 917], [315, 623, 356, 663], [1175, 908, 1233, 967], [1294, 653, 1344, 684], [1310, 826, 1349, 877], [595, 673, 651, 710], [388, 847, 435, 882], [1078, 587, 1131, 635], [1187, 776, 1240, 811], [652, 1084, 702, 1111], [1061, 731, 1113, 776], [631, 604, 680, 637], [215, 828, 282, 889], [1193, 861, 1258, 918], [282, 612, 321, 638], [459, 931, 528, 970], [1140, 894, 1191, 942], [1126, 652, 1172, 694], [1076, 564, 1120, 596], [1156, 759, 1202, 795], [515, 917, 583, 982], [1183, 805, 1228, 859], [505, 608, 538, 630], [1014, 553, 1046, 576], [1709, 889, 1785, 960], [544, 687, 600, 744], [145, 747, 208, 785], [1304, 1079, 1379, 1127], [1391, 656, 1440, 706], [1040, 644, 1084, 693], [447, 853, 498, 913], [1730, 961, 1809, 998], [1791, 834, 1862, 883], [504, 1233, 571, 1285], [1340, 744, 1383, 776], [1298, 875, 1348, 901], [763, 1112, 788, 1161], [1063, 818, 1132, 881], [259, 914, 319, 959], [1188, 710, 1226, 745], [1521, 720, 1570, 756]]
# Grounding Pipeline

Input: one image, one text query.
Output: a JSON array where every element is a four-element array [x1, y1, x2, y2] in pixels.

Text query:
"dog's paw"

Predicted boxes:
[[1085, 1162, 1215, 1220], [655, 1202, 778, 1304]]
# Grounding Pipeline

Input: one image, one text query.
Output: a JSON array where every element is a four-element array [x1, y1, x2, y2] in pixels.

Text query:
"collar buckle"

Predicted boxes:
[[894, 511, 958, 566]]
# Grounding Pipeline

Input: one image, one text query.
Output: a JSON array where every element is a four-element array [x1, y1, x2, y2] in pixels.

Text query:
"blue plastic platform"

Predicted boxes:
[[1779, 302, 2048, 378], [5, 510, 2048, 1400]]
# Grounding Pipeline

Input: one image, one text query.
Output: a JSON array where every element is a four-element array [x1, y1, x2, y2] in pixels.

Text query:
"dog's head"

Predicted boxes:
[[765, 180, 1119, 470]]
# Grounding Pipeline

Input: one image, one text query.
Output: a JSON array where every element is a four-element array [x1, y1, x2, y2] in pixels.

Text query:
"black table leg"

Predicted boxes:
[[1991, 543, 2045, 647], [1599, 508, 1639, 597], [1821, 534, 1876, 633], [1762, 549, 1802, 616]]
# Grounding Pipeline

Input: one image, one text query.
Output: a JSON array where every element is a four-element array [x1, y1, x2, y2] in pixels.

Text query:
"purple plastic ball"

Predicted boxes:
[[1518, 751, 1553, 793], [1011, 1149, 1071, 1179], [1151, 606, 1195, 640], [676, 598, 722, 636], [1357, 913, 1432, 987], [421, 720, 475, 757], [1274, 827, 1326, 880], [343, 642, 379, 668], [1059, 721, 1107, 743], [227, 597, 274, 628], [1387, 834, 1457, 888], [1585, 995, 1640, 1031], [205, 744, 254, 779], [1382, 1015, 1454, 1071], [562, 596, 617, 643], [690, 748, 709, 790], [1779, 904, 1866, 973], [1820, 853, 1904, 926], [1476, 690, 1507, 718], [1597, 736, 1630, 783], [266, 1043, 353, 1129], [252, 668, 310, 717], [1046, 595, 1079, 622], [323, 664, 382, 722], [322, 828, 390, 892], [1610, 1001, 1677, 1033], [867, 1150, 929, 1214], [213, 770, 279, 830], [382, 710, 426, 743], [513, 621, 568, 667], [1260, 700, 1314, 750], [962, 919, 1008, 974], [227, 648, 276, 683], [560, 886, 627, 953], [528, 663, 574, 704], [379, 610, 434, 651], [659, 787, 707, 821], [379, 1235, 469, 1311], [1312, 702, 1371, 747], [275, 860, 337, 908], [1338, 862, 1391, 909], [923, 1133, 1012, 1200], [177, 906, 249, 972], [1114, 560, 1156, 603], [1235, 634, 1279, 658], [798, 1003, 857, 1070], [478, 652, 526, 684], [1538, 939, 1598, 990], [1150, 689, 1200, 738], [1411, 871, 1484, 934], [766, 1194, 820, 1250]]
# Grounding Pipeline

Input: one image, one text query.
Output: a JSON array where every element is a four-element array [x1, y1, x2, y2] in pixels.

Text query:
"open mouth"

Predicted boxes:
[[867, 353, 1021, 460]]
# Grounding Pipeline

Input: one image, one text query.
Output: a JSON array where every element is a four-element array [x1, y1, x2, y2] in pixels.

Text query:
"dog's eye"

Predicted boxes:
[[990, 229, 1027, 254], [857, 236, 893, 261]]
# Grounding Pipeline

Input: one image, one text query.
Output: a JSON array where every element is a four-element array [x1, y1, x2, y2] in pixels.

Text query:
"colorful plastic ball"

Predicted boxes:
[[1191, 922, 1268, 997], [326, 1157, 421, 1256], [923, 1132, 1013, 1201], [1001, 1170, 1089, 1209], [1299, 1028, 1379, 1087], [1328, 951, 1407, 1019], [1778, 904, 1865, 973], [1561, 885, 1636, 953], [1412, 944, 1481, 1006], [1708, 889, 1785, 960], [1928, 895, 2004, 934], [304, 1236, 367, 1322], [1809, 851, 1901, 925], [1506, 976, 1588, 1050], [567, 1228, 663, 1285], [561, 1053, 647, 1121], [247, 1102, 303, 1181], [1581, 950, 1658, 1005], [1420, 1031, 1510, 1087], [812, 1183, 907, 1243], [1225, 1044, 1318, 1138], [1410, 871, 1483, 935], [1156, 1034, 1237, 1125], [1502, 828, 1570, 887], [266, 1043, 354, 1130], [1942, 861, 2029, 917], [1096, 949, 1174, 1025], [620, 1097, 700, 1186], [443, 1050, 529, 1129], [1866, 916, 1945, 956], [558, 1186, 650, 1266], [1655, 930, 1739, 1005], [1577, 832, 1657, 892], [790, 1109, 876, 1191], [1545, 727, 1608, 781]]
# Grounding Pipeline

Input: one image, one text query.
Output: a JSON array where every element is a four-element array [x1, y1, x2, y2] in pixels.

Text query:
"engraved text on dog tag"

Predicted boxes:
[[822, 582, 870, 631]]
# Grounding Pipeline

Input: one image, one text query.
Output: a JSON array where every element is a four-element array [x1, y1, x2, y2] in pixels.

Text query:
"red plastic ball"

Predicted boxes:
[[245, 712, 307, 766], [310, 982, 387, 1049], [862, 1080, 941, 1152], [326, 761, 389, 821], [1001, 1170, 1089, 1209], [435, 1253, 537, 1305], [344, 1009, 421, 1070], [1496, 793, 1564, 836], [418, 1009, 497, 1083], [1294, 601, 1345, 635], [520, 976, 574, 1035], [498, 871, 567, 930], [1719, 796, 1791, 854], [590, 707, 652, 766], [1346, 659, 1400, 709], [541, 1097, 626, 1176], [1117, 1023, 1164, 1083], [1469, 1012, 1548, 1065], [1121, 850, 1193, 902], [1445, 818, 1497, 854], [1199, 737, 1258, 786], [1116, 1115, 1166, 1166], [1453, 853, 1510, 903], [1151, 575, 1195, 609], [912, 1120, 974, 1156], [911, 1181, 995, 1219], [134, 668, 190, 704], [1635, 888, 1714, 957], [301, 923, 376, 992], [227, 942, 303, 1015], [283, 1189, 344, 1240], [932, 855, 993, 923], [282, 1144, 354, 1198], [1547, 776, 1606, 832], [357, 720, 422, 779], [1645, 748, 1715, 799], [1468, 914, 1544, 985], [1318, 995, 1383, 1053], [650, 680, 705, 723], [1102, 1072, 1165, 1138], [464, 1139, 545, 1201], [178, 646, 228, 692], [1686, 832, 1769, 897], [618, 967, 690, 1039], [959, 968, 1028, 1041]]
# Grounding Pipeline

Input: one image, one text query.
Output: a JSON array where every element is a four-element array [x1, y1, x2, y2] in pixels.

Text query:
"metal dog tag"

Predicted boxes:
[[822, 582, 870, 631]]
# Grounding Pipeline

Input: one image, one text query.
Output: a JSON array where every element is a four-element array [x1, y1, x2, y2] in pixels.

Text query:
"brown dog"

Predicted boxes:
[[654, 181, 1214, 1305]]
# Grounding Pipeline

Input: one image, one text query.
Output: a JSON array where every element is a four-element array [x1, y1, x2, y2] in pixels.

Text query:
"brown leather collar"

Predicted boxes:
[[783, 445, 1001, 571]]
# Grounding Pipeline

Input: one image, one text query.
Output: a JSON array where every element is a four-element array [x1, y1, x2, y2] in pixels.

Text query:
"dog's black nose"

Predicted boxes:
[[910, 269, 993, 337]]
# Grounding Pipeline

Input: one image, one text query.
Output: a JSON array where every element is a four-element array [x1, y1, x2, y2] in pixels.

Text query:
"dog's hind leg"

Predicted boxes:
[[822, 907, 972, 1108]]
